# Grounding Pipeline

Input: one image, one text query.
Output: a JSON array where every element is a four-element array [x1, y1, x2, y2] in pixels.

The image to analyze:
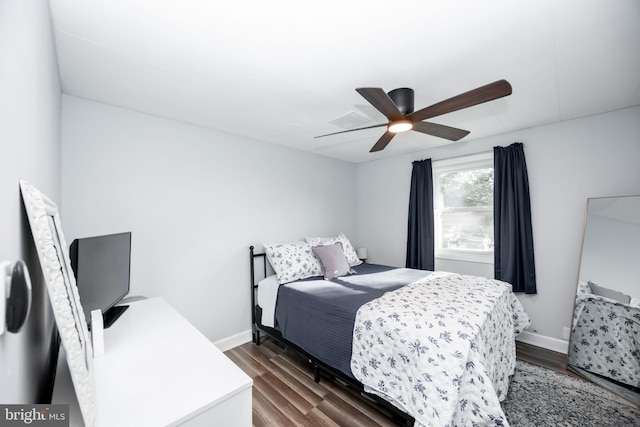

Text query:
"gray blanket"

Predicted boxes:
[[274, 263, 431, 378]]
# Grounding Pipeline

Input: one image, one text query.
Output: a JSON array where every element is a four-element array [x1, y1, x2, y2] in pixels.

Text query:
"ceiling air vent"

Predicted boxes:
[[329, 111, 372, 130]]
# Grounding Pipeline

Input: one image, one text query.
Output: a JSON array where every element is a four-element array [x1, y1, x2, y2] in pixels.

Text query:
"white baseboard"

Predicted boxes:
[[215, 329, 569, 356], [517, 331, 568, 354], [214, 329, 252, 352]]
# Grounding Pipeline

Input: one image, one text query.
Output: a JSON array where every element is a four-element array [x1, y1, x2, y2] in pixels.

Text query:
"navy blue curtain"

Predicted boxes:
[[494, 143, 537, 293], [406, 159, 434, 270]]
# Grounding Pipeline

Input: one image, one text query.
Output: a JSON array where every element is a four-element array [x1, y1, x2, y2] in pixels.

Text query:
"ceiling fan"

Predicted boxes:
[[316, 80, 512, 152]]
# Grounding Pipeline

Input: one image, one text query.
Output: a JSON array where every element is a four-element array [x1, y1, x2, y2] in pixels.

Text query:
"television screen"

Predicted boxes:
[[70, 232, 131, 329]]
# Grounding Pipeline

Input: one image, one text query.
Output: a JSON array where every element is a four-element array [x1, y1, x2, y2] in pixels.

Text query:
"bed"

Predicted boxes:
[[250, 236, 530, 427]]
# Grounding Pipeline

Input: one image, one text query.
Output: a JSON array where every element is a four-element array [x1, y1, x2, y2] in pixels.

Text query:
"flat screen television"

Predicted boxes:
[[69, 232, 132, 329]]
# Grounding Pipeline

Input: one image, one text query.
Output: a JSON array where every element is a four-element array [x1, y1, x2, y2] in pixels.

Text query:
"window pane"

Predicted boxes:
[[440, 168, 493, 208], [440, 211, 494, 251]]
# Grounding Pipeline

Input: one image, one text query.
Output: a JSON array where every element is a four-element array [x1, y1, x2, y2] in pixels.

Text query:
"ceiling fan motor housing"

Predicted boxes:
[[388, 88, 414, 115]]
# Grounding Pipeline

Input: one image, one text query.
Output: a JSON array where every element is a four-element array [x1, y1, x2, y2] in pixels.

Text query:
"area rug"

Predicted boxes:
[[502, 360, 640, 426]]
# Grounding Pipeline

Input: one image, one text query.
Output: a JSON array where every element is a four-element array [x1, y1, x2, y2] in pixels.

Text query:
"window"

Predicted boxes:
[[433, 153, 493, 263]]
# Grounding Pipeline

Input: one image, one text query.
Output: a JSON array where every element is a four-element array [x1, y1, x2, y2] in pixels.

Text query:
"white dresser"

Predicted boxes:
[[53, 297, 252, 426]]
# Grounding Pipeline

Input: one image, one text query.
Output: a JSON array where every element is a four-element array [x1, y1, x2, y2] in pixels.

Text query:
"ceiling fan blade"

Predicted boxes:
[[407, 80, 512, 122], [314, 123, 388, 138], [356, 88, 404, 121], [369, 131, 395, 152], [412, 121, 470, 141]]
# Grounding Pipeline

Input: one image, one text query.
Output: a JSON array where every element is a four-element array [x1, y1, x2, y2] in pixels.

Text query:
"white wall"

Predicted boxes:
[[61, 96, 358, 345], [357, 106, 640, 352], [0, 0, 61, 403]]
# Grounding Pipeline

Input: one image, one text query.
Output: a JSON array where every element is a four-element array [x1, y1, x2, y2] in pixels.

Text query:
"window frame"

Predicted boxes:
[[432, 152, 494, 264]]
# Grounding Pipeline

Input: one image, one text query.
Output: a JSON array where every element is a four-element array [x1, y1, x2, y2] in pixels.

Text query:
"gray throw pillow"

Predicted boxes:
[[588, 281, 631, 304], [312, 242, 353, 280]]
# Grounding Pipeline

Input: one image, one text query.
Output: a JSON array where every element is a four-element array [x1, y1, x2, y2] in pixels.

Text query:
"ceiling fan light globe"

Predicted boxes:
[[388, 120, 413, 133]]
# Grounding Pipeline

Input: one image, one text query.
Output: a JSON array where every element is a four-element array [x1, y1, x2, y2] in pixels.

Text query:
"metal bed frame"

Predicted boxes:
[[249, 246, 413, 426]]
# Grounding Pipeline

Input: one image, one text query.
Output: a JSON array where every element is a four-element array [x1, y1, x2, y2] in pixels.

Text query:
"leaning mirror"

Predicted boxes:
[[20, 180, 97, 426], [568, 195, 640, 405]]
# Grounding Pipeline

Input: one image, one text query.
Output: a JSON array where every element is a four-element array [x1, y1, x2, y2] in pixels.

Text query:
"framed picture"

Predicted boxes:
[[19, 180, 96, 426]]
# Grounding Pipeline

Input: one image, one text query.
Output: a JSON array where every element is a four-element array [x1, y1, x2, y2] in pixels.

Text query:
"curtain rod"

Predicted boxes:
[[432, 149, 493, 163], [431, 142, 525, 163]]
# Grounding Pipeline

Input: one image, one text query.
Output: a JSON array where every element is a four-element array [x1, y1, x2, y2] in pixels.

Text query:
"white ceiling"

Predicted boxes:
[[590, 196, 640, 225], [49, 0, 640, 163]]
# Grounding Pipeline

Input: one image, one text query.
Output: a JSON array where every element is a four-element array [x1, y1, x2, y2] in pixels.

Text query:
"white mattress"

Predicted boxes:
[[257, 275, 279, 328]]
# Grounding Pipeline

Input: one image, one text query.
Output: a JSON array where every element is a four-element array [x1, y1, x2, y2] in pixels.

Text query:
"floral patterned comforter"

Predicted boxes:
[[568, 292, 640, 388], [351, 272, 530, 427]]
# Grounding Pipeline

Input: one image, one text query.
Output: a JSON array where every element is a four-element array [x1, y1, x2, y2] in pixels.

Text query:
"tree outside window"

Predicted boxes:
[[434, 154, 493, 263]]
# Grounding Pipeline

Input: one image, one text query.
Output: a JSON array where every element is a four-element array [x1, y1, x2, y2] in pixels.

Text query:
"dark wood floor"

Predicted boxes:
[[225, 338, 573, 427], [515, 340, 577, 377]]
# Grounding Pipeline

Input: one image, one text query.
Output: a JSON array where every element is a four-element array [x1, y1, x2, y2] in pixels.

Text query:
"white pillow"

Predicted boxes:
[[305, 232, 362, 267], [263, 241, 322, 284]]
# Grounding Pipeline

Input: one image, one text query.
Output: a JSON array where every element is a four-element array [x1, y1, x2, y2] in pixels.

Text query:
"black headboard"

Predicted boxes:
[[249, 246, 267, 342]]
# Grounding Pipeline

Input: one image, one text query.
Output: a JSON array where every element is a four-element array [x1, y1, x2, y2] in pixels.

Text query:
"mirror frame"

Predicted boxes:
[[20, 180, 97, 426]]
